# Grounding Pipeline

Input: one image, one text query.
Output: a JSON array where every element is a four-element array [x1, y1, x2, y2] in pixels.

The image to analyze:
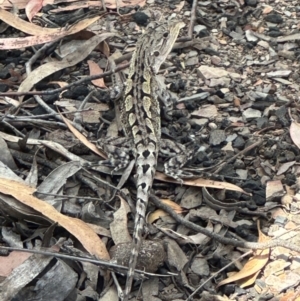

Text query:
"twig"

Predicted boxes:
[[0, 62, 130, 98], [188, 0, 198, 38], [186, 224, 300, 300], [0, 39, 198, 99], [213, 139, 263, 174], [0, 246, 172, 279], [186, 250, 252, 301], [150, 194, 300, 252]]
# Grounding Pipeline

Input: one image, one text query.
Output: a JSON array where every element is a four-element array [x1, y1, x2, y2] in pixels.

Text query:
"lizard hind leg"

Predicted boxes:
[[97, 137, 132, 173], [160, 139, 195, 181]]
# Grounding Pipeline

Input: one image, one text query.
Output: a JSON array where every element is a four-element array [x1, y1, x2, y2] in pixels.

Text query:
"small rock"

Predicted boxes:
[[209, 77, 231, 87], [110, 240, 165, 274], [256, 117, 269, 129], [72, 85, 90, 99], [209, 130, 226, 146], [132, 12, 150, 26], [211, 55, 222, 66], [258, 40, 269, 49], [208, 122, 218, 130], [226, 133, 238, 142], [191, 257, 210, 276], [234, 159, 245, 169], [245, 0, 258, 7], [187, 50, 198, 58], [233, 136, 246, 149], [230, 31, 244, 40], [245, 30, 258, 42], [190, 118, 209, 127], [236, 169, 248, 180], [193, 24, 207, 34], [198, 65, 228, 79], [181, 187, 203, 209], [264, 14, 284, 24], [284, 11, 292, 17], [278, 51, 295, 60], [0, 84, 9, 92], [0, 68, 10, 79], [268, 29, 283, 37], [283, 42, 298, 50], [242, 108, 262, 120], [266, 70, 292, 78], [274, 215, 287, 226], [186, 56, 199, 66], [222, 142, 234, 152], [273, 78, 292, 85]]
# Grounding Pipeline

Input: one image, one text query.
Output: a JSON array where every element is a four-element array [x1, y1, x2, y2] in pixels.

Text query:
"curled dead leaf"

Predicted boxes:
[[218, 221, 270, 288], [0, 178, 109, 260], [148, 199, 183, 224], [290, 121, 300, 150]]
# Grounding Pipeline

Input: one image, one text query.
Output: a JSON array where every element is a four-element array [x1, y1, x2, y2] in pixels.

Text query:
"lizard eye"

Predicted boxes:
[[163, 32, 169, 38], [153, 50, 160, 56]]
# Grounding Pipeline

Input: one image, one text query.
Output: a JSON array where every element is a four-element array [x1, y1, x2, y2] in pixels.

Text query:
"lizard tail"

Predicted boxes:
[[123, 142, 158, 300]]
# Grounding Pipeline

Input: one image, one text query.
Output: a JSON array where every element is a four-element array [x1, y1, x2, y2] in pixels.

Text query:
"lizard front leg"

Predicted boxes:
[[152, 75, 178, 120]]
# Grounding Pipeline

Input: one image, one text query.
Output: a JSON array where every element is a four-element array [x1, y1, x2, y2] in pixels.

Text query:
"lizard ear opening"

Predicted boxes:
[[153, 51, 160, 56]]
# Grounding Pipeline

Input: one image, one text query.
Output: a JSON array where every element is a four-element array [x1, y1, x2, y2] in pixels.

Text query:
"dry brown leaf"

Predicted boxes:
[[105, 0, 145, 9], [188, 221, 213, 244], [290, 121, 300, 150], [191, 104, 218, 118], [0, 14, 100, 50], [0, 251, 31, 277], [1, 0, 143, 9], [155, 172, 250, 195], [17, 33, 116, 103], [161, 199, 184, 212], [148, 199, 184, 224], [0, 8, 61, 35], [281, 185, 294, 207], [87, 60, 107, 88], [0, 252, 54, 301], [98, 40, 110, 57], [262, 6, 273, 14], [1, 0, 28, 9], [174, 0, 185, 12], [25, 0, 43, 22], [233, 97, 240, 107], [0, 178, 110, 260], [253, 79, 263, 86], [0, 17, 99, 50], [277, 161, 296, 175], [0, 97, 20, 107], [218, 222, 270, 288], [280, 292, 300, 301], [148, 209, 168, 224], [59, 113, 107, 159], [50, 81, 68, 88], [0, 131, 41, 145], [48, 1, 103, 13], [110, 197, 131, 245], [237, 270, 260, 288], [266, 180, 284, 201]]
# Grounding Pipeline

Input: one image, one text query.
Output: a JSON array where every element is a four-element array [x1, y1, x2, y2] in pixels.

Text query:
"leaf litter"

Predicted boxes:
[[1, 0, 300, 300]]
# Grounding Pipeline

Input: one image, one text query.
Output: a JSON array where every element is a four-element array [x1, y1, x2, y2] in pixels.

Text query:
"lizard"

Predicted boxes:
[[117, 19, 185, 300]]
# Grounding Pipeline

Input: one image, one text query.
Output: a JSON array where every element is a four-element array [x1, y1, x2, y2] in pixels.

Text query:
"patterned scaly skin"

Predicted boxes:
[[121, 20, 185, 300]]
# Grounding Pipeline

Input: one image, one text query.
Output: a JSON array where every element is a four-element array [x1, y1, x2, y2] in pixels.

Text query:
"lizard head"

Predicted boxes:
[[146, 20, 185, 74]]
